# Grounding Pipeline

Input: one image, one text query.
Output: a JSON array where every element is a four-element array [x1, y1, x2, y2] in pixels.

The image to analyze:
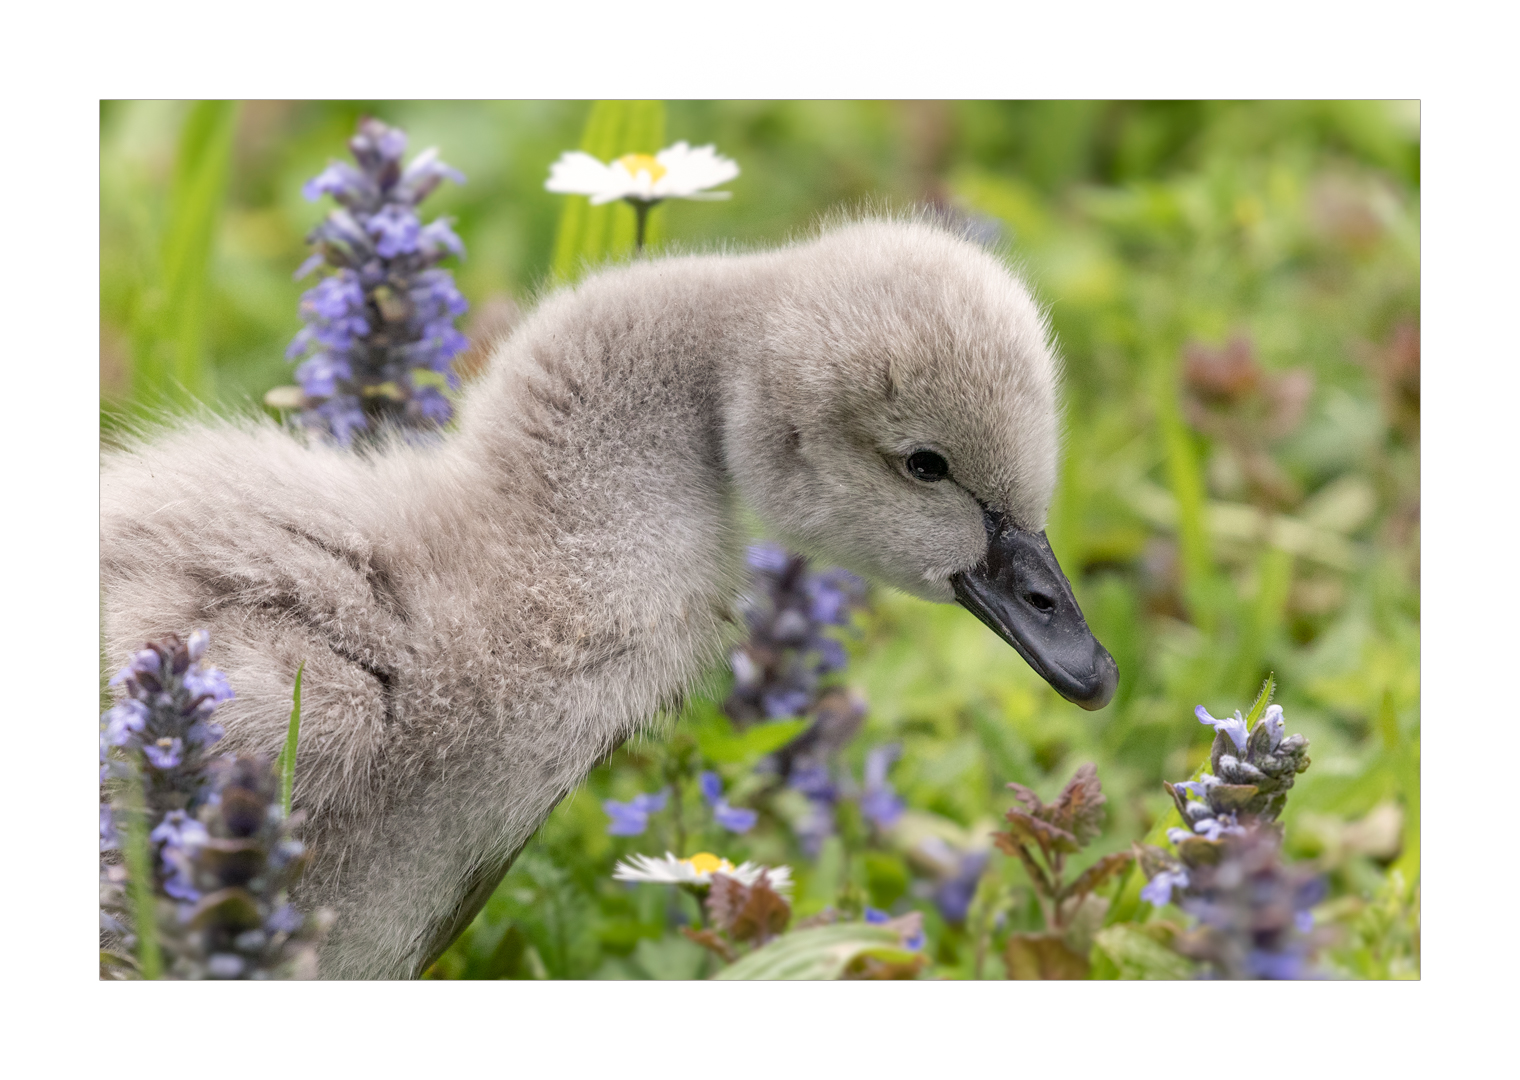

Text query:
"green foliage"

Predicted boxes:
[[713, 923, 914, 980], [102, 100, 1419, 979], [127, 100, 239, 411], [275, 660, 304, 818], [119, 767, 161, 980]]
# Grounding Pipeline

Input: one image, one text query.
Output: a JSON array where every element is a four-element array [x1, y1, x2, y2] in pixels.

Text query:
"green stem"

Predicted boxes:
[[121, 762, 162, 980], [633, 200, 653, 253], [276, 661, 304, 817]]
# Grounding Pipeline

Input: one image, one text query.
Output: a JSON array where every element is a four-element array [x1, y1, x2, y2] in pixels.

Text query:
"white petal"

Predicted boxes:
[[654, 141, 739, 198], [545, 151, 623, 197]]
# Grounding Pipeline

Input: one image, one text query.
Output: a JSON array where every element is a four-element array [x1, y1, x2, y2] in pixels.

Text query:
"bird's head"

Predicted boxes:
[[725, 218, 1117, 710]]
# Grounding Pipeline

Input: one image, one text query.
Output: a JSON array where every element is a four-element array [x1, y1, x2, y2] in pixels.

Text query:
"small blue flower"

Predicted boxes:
[[410, 386, 454, 425], [788, 762, 835, 801], [143, 737, 184, 769], [1245, 948, 1305, 980], [418, 218, 466, 259], [1191, 814, 1246, 842], [100, 804, 118, 852], [207, 953, 246, 979], [367, 205, 421, 258], [1140, 867, 1190, 906], [713, 802, 758, 833], [104, 700, 149, 745], [182, 666, 234, 707], [1195, 705, 1249, 751], [602, 790, 668, 837], [746, 542, 791, 574], [1173, 776, 1218, 801], [152, 809, 209, 901], [316, 395, 368, 445], [395, 148, 466, 205], [266, 904, 304, 934], [699, 771, 725, 805], [933, 850, 989, 923], [1260, 704, 1285, 752], [302, 161, 376, 205], [699, 772, 757, 834], [860, 745, 904, 830]]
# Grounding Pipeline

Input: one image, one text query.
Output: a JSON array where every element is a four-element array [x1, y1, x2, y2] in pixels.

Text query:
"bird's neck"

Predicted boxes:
[[447, 250, 785, 737]]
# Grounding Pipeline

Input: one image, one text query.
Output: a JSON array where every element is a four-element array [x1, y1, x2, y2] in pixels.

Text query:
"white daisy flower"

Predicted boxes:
[[612, 851, 792, 895], [545, 142, 739, 206]]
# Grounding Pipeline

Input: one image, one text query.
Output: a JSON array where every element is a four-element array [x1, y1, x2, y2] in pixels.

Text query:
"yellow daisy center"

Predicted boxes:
[[617, 153, 667, 182], [682, 852, 733, 875]]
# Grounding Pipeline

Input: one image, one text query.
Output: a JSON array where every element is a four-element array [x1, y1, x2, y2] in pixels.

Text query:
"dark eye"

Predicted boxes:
[[906, 450, 949, 482]]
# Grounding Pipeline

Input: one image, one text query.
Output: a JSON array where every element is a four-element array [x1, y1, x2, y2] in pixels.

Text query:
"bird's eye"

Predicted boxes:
[[906, 450, 949, 482]]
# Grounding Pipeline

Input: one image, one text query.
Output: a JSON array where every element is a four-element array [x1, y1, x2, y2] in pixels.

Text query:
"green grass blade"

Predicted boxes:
[[276, 661, 304, 818], [1244, 673, 1276, 727], [713, 923, 911, 980], [121, 763, 162, 980], [1149, 346, 1213, 629], [549, 100, 666, 282], [130, 100, 239, 410]]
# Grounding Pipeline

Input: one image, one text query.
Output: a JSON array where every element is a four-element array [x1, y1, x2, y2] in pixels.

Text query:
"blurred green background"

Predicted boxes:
[[100, 100, 1419, 978]]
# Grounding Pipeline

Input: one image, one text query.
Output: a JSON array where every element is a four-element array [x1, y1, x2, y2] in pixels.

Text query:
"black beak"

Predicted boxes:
[[950, 511, 1119, 711]]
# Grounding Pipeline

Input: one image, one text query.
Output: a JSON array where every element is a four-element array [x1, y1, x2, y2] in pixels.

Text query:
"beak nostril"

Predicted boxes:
[[1025, 591, 1056, 613]]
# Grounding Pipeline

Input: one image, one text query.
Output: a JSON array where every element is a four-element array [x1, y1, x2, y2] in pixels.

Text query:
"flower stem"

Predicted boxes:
[[121, 762, 162, 980], [633, 201, 652, 253]]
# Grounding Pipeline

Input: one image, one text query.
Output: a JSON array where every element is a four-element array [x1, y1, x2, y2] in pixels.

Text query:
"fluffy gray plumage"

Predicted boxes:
[[100, 218, 1062, 979]]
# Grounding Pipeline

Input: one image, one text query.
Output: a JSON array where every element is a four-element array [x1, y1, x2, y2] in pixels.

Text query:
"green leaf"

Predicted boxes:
[[130, 100, 239, 409], [549, 100, 666, 282], [1090, 925, 1196, 980], [693, 711, 808, 766], [119, 762, 162, 980], [713, 923, 914, 980], [1244, 673, 1276, 727], [274, 661, 304, 818]]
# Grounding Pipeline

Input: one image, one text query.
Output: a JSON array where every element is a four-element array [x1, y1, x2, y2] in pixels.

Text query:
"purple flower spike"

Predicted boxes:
[[287, 118, 468, 442], [1196, 705, 1249, 751]]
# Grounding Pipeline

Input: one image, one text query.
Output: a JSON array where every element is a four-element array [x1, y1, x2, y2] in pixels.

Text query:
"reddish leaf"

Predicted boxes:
[[1005, 781, 1046, 816], [680, 927, 737, 963], [1050, 763, 1106, 846], [707, 872, 791, 946], [1004, 933, 1090, 980], [1001, 809, 1079, 856], [1061, 851, 1134, 905], [843, 953, 928, 980]]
